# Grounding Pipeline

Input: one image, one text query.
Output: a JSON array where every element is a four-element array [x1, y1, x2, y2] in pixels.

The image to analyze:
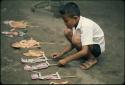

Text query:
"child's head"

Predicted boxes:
[[59, 2, 80, 28]]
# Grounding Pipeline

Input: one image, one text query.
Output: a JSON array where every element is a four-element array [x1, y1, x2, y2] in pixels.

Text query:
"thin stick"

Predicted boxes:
[[49, 64, 58, 66], [40, 42, 56, 44], [28, 25, 40, 28], [60, 76, 76, 78], [45, 59, 53, 61], [45, 60, 57, 66], [31, 70, 40, 73]]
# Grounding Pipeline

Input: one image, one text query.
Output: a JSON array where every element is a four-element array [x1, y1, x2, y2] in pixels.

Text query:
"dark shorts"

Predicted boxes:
[[89, 44, 101, 57]]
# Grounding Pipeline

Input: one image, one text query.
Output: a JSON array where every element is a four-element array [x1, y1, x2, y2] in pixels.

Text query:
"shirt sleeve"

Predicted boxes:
[[80, 27, 93, 46]]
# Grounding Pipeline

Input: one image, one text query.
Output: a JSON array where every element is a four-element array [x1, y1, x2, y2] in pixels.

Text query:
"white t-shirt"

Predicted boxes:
[[73, 16, 105, 53]]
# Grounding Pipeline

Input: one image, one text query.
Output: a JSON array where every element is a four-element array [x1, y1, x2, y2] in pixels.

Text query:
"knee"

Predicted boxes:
[[64, 28, 72, 36]]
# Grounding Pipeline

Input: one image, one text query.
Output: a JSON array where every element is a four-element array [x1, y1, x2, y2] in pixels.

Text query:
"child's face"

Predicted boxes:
[[62, 16, 79, 29]]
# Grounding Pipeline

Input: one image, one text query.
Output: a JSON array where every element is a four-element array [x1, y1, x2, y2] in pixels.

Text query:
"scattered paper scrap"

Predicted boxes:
[[49, 80, 71, 84], [3, 20, 39, 31], [31, 71, 76, 80], [1, 31, 18, 37], [23, 50, 44, 57], [24, 61, 57, 71], [11, 38, 40, 48], [21, 53, 52, 63]]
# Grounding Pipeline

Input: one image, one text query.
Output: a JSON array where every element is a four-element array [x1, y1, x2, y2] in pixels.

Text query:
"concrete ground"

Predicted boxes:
[[1, 0, 124, 84]]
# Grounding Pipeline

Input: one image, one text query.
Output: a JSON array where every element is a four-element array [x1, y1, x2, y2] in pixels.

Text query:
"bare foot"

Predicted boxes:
[[80, 58, 98, 70]]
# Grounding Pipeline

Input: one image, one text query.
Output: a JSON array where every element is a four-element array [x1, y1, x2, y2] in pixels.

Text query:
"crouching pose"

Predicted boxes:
[[52, 2, 105, 70]]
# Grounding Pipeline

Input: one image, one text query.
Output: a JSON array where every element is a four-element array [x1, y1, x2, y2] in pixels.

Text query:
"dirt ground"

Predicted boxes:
[[0, 0, 124, 84]]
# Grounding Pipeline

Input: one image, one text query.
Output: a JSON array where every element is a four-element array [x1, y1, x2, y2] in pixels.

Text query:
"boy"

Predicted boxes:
[[52, 2, 105, 70]]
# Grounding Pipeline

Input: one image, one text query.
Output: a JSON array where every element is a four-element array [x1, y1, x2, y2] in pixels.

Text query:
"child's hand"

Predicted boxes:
[[58, 59, 68, 67], [52, 52, 62, 59]]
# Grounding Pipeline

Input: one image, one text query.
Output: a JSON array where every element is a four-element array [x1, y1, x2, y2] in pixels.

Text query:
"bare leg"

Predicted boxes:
[[64, 28, 82, 51], [59, 30, 98, 69], [79, 46, 98, 70], [64, 28, 73, 42], [52, 28, 74, 60], [61, 28, 74, 54]]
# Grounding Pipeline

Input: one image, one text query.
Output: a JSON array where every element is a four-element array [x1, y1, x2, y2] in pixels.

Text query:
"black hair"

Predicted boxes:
[[59, 2, 80, 17]]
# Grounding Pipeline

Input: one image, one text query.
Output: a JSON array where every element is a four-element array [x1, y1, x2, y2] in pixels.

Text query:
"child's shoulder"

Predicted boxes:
[[80, 16, 94, 27], [80, 16, 100, 28], [81, 16, 93, 23]]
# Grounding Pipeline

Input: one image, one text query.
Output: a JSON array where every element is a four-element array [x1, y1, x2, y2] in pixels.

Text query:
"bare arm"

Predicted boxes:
[[60, 44, 74, 56], [52, 44, 74, 59], [58, 45, 89, 65]]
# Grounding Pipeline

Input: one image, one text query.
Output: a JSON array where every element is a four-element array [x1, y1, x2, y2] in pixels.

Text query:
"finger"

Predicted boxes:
[[58, 62, 65, 67], [52, 55, 57, 58]]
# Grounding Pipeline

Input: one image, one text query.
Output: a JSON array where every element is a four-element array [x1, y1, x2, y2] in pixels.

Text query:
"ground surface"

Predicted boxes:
[[1, 0, 124, 84]]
